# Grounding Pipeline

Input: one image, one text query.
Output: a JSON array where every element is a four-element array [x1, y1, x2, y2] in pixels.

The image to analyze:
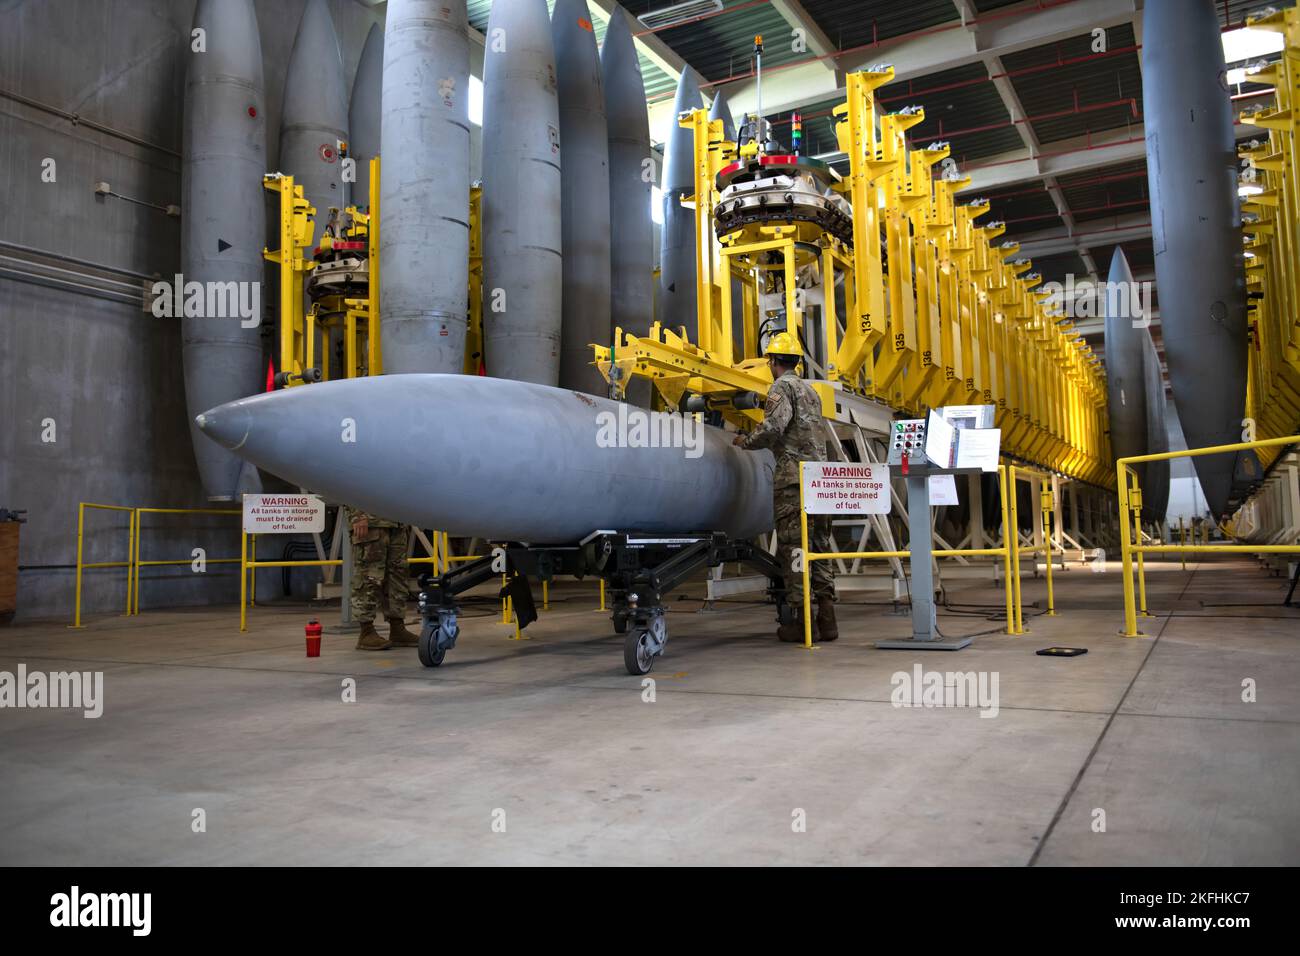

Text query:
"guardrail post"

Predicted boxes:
[[240, 530, 248, 633], [1008, 466, 1023, 633], [1041, 484, 1056, 616], [800, 461, 813, 649], [126, 508, 137, 616], [998, 466, 1015, 634], [1133, 484, 1150, 618], [71, 502, 86, 628], [1118, 461, 1140, 636]]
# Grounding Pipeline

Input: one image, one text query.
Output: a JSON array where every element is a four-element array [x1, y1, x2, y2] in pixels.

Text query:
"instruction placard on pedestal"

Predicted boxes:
[[929, 474, 959, 505], [242, 494, 326, 534], [801, 462, 891, 514]]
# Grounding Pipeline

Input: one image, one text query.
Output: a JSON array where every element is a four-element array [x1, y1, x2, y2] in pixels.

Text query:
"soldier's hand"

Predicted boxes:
[[351, 516, 368, 539], [732, 434, 746, 447]]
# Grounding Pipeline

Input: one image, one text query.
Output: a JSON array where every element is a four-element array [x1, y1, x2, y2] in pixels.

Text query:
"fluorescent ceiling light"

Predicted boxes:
[[638, 0, 723, 31]]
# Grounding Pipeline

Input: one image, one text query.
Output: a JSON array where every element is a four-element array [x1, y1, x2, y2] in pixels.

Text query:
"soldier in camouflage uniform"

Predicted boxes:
[[734, 332, 837, 643], [348, 507, 417, 650]]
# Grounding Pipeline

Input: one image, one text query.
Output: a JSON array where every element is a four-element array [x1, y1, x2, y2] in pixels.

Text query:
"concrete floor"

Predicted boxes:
[[2, 553, 1298, 865]]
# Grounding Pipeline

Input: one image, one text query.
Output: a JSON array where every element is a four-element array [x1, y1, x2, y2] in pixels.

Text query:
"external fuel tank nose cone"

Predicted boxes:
[[709, 89, 736, 142], [195, 405, 252, 452]]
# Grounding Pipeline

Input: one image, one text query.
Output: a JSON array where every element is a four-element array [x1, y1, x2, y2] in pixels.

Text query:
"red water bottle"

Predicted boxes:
[[305, 618, 323, 657]]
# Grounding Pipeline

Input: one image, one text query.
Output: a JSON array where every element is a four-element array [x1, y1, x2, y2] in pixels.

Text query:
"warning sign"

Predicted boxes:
[[242, 494, 326, 534], [801, 462, 891, 515]]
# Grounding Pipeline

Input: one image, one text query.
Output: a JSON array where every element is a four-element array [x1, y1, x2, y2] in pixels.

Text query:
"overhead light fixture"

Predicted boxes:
[[638, 0, 723, 31]]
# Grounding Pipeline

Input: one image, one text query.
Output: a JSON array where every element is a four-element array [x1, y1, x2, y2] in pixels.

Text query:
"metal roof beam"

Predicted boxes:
[[1011, 212, 1152, 258], [769, 0, 838, 74], [973, 31, 1100, 280], [714, 0, 1140, 118], [1074, 306, 1160, 337], [956, 121, 1261, 194]]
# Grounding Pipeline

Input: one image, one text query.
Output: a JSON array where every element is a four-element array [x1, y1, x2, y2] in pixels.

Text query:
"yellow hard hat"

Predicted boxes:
[[764, 331, 800, 358]]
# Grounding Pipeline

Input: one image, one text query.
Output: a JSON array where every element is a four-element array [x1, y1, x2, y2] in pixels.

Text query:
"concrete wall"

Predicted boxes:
[[0, 0, 427, 622]]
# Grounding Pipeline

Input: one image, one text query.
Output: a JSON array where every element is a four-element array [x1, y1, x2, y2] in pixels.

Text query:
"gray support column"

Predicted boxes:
[[967, 472, 985, 550]]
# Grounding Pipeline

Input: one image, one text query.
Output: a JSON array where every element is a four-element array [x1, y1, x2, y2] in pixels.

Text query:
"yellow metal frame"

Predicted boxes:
[[73, 494, 498, 634], [796, 463, 1022, 647], [594, 68, 1111, 485], [70, 502, 136, 628], [1005, 465, 1060, 623], [368, 155, 382, 373], [239, 525, 341, 633], [1239, 8, 1300, 464], [466, 184, 483, 374], [1117, 434, 1300, 636], [263, 173, 317, 386], [129, 507, 240, 616], [265, 158, 383, 385]]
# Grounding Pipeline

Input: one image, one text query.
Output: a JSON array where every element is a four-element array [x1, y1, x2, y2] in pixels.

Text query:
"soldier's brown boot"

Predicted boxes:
[[815, 596, 838, 642], [355, 621, 392, 651], [777, 607, 808, 643], [387, 616, 419, 646]]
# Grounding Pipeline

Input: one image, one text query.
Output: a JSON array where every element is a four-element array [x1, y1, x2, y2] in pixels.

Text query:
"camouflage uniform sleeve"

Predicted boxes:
[[348, 508, 397, 528], [740, 381, 794, 450]]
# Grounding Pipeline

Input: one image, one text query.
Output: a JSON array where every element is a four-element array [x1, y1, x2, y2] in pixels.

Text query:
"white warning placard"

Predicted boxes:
[[242, 494, 326, 534], [801, 462, 891, 515]]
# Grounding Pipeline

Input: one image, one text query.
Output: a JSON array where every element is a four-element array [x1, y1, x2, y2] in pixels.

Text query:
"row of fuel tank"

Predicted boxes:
[[178, 0, 1264, 526], [180, 0, 722, 502]]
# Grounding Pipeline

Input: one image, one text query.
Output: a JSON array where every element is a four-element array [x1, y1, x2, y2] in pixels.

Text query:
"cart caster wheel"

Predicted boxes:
[[613, 611, 628, 634], [624, 629, 655, 675], [418, 620, 448, 667]]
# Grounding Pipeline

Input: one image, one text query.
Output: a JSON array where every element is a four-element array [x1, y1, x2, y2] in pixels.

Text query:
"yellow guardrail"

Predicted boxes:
[[70, 502, 136, 628], [998, 464, 1061, 619], [240, 526, 515, 632], [239, 526, 340, 633], [131, 507, 240, 616], [409, 530, 451, 572], [797, 463, 1024, 647], [80, 501, 613, 634], [1118, 434, 1300, 637]]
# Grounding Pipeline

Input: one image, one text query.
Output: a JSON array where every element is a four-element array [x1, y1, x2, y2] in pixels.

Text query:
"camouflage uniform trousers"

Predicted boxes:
[[775, 483, 834, 610], [350, 525, 411, 624]]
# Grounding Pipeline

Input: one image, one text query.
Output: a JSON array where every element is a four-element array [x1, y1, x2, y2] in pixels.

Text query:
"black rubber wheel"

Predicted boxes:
[[613, 612, 628, 634], [417, 621, 447, 668], [624, 629, 654, 676]]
